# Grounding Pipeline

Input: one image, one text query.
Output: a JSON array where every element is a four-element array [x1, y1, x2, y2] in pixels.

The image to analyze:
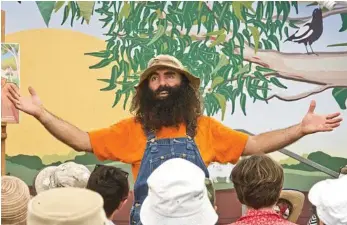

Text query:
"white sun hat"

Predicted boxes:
[[308, 176, 347, 225], [140, 158, 218, 225], [34, 162, 91, 194]]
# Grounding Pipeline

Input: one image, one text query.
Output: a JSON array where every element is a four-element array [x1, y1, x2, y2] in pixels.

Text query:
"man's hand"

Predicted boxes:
[[243, 100, 343, 156], [6, 83, 44, 119], [300, 100, 342, 135], [6, 83, 92, 152]]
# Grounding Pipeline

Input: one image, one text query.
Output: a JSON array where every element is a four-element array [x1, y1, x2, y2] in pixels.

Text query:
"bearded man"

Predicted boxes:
[[7, 55, 342, 225]]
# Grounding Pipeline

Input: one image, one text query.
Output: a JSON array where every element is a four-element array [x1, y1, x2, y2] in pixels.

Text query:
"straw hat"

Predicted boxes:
[[136, 55, 201, 90], [34, 162, 91, 194], [1, 176, 31, 225], [27, 187, 108, 225], [278, 190, 305, 223]]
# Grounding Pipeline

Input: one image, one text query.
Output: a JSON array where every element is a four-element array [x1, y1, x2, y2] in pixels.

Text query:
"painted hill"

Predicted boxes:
[[279, 154, 309, 165]]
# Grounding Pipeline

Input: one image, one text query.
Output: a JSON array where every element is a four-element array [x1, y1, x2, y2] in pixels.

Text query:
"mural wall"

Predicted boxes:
[[2, 1, 347, 195]]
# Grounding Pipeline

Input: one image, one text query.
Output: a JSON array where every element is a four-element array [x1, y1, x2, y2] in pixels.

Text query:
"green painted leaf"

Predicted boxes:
[[147, 25, 166, 46], [234, 63, 250, 77], [254, 71, 268, 82], [266, 1, 274, 19], [242, 1, 255, 13], [250, 19, 267, 34], [235, 33, 244, 54], [284, 27, 289, 38], [256, 2, 264, 20], [262, 81, 269, 102], [327, 42, 347, 47], [54, 1, 65, 12], [248, 26, 260, 53], [85, 50, 110, 58], [89, 58, 112, 69], [230, 89, 239, 114], [61, 3, 70, 25], [270, 77, 287, 89], [339, 13, 347, 32], [256, 66, 276, 73], [211, 76, 225, 89], [209, 34, 226, 48], [97, 66, 119, 91], [240, 93, 247, 115], [213, 93, 226, 120], [211, 54, 229, 75], [77, 2, 95, 24], [206, 29, 225, 36], [123, 91, 131, 110], [118, 2, 131, 21], [232, 14, 240, 39], [332, 88, 347, 109], [269, 34, 280, 51], [232, 2, 244, 22], [262, 38, 272, 49], [112, 90, 123, 107], [36, 1, 56, 27], [291, 2, 299, 14]]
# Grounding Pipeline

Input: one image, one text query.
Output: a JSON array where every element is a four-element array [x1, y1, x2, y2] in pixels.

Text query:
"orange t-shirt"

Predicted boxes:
[[88, 115, 249, 181]]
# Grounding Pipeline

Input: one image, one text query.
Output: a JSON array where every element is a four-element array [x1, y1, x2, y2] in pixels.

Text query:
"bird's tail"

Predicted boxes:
[[284, 37, 291, 43]]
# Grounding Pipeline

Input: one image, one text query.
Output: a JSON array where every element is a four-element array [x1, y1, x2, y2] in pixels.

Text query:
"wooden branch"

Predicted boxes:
[[272, 7, 347, 25], [265, 84, 338, 101], [226, 72, 277, 82], [234, 44, 347, 86]]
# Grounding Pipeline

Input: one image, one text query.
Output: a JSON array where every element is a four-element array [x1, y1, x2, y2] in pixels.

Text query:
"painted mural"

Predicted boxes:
[[1, 43, 20, 123], [2, 0, 347, 196]]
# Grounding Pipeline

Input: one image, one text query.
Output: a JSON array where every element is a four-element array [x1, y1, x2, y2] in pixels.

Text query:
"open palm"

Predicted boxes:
[[301, 100, 342, 134], [6, 83, 43, 118]]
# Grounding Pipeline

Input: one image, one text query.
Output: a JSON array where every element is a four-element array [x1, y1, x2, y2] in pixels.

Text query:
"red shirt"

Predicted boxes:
[[230, 209, 297, 225]]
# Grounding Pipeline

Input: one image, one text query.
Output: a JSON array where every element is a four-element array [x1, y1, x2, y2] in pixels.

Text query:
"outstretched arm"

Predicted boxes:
[[7, 84, 92, 152], [36, 108, 92, 152], [243, 100, 342, 156]]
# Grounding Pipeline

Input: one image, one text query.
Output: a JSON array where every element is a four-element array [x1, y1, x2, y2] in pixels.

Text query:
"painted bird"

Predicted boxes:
[[285, 8, 323, 55]]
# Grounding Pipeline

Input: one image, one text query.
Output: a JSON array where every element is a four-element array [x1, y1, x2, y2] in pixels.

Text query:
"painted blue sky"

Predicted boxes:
[[2, 1, 347, 160]]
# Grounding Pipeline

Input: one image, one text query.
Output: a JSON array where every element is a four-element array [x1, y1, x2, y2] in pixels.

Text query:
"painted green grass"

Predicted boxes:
[[7, 161, 330, 192], [6, 161, 38, 185]]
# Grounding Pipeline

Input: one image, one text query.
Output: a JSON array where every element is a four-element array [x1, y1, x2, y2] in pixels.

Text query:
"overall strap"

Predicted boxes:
[[145, 128, 156, 141]]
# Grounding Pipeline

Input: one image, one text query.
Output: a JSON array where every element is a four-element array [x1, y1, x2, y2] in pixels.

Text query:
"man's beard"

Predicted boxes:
[[140, 83, 196, 131]]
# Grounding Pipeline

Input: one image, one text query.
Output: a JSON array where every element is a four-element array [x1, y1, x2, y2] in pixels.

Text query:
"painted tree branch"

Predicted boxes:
[[265, 84, 338, 101], [234, 44, 347, 86], [276, 6, 347, 25]]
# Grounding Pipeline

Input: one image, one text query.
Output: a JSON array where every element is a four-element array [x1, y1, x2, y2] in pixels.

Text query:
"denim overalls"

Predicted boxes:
[[129, 129, 210, 225]]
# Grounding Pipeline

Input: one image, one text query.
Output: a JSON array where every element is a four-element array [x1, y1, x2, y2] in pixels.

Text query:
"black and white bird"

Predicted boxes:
[[285, 8, 323, 55]]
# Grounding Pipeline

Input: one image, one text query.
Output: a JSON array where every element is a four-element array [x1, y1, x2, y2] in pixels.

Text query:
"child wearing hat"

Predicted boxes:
[[2, 176, 31, 225]]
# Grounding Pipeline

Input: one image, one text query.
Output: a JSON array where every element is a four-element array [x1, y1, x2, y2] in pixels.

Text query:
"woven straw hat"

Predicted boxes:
[[34, 162, 91, 194], [27, 187, 108, 225], [278, 190, 305, 223], [136, 55, 201, 90], [1, 176, 30, 225]]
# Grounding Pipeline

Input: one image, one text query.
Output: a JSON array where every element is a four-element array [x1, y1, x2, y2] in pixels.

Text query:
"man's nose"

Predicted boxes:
[[158, 76, 166, 86]]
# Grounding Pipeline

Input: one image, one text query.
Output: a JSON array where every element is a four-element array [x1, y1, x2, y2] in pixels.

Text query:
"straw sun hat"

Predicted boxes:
[[136, 54, 201, 91], [276, 190, 305, 223], [1, 176, 31, 225]]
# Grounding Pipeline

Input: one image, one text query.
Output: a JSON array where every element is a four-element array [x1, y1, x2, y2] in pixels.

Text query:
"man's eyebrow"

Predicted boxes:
[[164, 71, 176, 75]]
